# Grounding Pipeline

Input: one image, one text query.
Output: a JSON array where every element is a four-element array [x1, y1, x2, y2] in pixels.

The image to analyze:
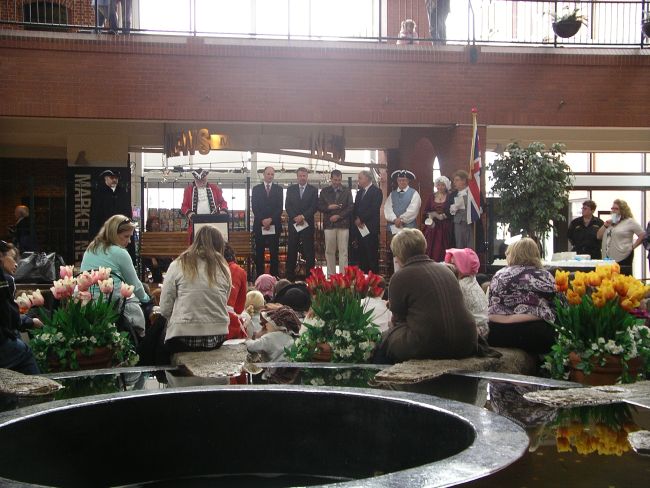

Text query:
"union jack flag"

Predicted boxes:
[[467, 109, 483, 225]]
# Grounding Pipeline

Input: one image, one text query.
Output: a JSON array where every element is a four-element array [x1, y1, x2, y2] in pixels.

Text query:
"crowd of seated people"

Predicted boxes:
[[8, 213, 622, 377]]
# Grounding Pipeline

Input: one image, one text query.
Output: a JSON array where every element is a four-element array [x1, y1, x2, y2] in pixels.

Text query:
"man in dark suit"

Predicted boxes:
[[251, 166, 283, 278], [284, 167, 318, 281], [89, 169, 132, 239], [352, 170, 383, 274]]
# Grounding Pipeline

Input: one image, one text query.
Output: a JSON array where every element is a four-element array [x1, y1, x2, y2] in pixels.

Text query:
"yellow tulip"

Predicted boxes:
[[572, 271, 587, 287], [555, 270, 570, 292], [586, 272, 602, 287], [592, 293, 606, 308], [556, 436, 572, 453], [573, 284, 587, 297], [567, 289, 582, 305], [613, 277, 630, 298], [620, 298, 639, 312], [598, 284, 617, 301]]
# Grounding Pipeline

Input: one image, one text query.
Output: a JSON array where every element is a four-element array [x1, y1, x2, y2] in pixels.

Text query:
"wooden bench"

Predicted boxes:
[[140, 232, 188, 258]]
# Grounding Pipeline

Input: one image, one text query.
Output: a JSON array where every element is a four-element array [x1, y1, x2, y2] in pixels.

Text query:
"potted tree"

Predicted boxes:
[[488, 142, 573, 244], [550, 7, 588, 39]]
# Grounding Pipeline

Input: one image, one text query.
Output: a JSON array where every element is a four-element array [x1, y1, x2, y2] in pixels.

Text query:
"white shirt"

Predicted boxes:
[[246, 331, 294, 362], [458, 276, 489, 339], [196, 187, 210, 214], [383, 187, 422, 224], [602, 218, 644, 262], [361, 297, 392, 332]]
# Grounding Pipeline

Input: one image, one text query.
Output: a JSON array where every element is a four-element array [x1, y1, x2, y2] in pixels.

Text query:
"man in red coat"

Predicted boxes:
[[180, 168, 228, 242]]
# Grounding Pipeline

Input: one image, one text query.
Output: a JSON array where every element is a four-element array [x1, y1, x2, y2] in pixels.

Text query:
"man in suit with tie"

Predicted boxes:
[[285, 167, 318, 281], [251, 166, 283, 278], [353, 170, 383, 274]]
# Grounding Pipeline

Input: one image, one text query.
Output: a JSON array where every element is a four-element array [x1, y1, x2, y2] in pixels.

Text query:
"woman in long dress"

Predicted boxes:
[[423, 176, 452, 262]]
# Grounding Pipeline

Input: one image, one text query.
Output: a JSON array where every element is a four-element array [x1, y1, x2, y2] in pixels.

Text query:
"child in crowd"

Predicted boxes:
[[241, 290, 265, 338], [254, 274, 277, 302], [397, 19, 418, 45], [445, 248, 489, 339], [245, 306, 301, 362]]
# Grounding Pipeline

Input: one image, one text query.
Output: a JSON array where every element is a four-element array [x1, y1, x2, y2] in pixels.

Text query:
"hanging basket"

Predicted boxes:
[[643, 21, 650, 39], [552, 20, 583, 39]]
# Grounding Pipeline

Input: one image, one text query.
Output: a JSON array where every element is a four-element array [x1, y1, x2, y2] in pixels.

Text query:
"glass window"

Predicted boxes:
[[195, 0, 252, 36], [485, 151, 498, 196], [568, 190, 590, 221], [593, 153, 643, 173], [140, 0, 191, 34], [432, 156, 441, 183], [564, 153, 590, 173], [256, 0, 289, 38]]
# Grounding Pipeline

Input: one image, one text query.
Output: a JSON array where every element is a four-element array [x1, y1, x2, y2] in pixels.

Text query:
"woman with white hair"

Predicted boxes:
[[422, 175, 452, 261]]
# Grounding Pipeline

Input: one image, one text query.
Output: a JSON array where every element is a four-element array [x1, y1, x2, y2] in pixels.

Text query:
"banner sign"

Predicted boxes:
[[66, 166, 130, 266]]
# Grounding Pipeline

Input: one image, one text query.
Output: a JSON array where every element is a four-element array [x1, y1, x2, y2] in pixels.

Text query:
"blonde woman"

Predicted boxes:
[[160, 226, 231, 353], [487, 238, 556, 354], [81, 214, 150, 333], [597, 199, 646, 267]]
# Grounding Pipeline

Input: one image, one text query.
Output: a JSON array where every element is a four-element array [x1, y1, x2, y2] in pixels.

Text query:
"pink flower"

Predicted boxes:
[[50, 279, 73, 300], [29, 289, 45, 307], [77, 290, 92, 305], [97, 267, 112, 282], [120, 283, 134, 298], [59, 265, 74, 279], [90, 270, 100, 285], [76, 271, 93, 292], [99, 278, 114, 295]]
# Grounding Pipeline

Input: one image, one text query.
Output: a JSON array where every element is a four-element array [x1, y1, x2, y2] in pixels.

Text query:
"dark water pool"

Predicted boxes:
[[1, 366, 649, 487]]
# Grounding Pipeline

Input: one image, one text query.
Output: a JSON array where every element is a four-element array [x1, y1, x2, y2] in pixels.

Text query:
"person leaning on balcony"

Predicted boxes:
[[597, 199, 646, 267], [487, 238, 557, 355], [373, 228, 477, 364], [81, 215, 150, 335], [159, 226, 231, 353], [567, 200, 604, 259], [318, 169, 353, 276]]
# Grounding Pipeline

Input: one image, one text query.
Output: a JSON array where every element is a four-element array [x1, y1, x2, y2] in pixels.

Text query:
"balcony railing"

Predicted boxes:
[[1, 1, 649, 48]]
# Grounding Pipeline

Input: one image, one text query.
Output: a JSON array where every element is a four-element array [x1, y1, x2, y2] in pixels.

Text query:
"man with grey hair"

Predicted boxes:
[[10, 205, 36, 252], [352, 170, 383, 273]]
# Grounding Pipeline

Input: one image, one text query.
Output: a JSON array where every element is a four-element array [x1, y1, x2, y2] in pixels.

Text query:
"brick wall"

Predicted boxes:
[[1, 34, 648, 128]]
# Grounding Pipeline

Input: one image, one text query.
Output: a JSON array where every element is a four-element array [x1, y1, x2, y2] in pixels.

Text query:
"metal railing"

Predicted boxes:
[[1, 1, 649, 48]]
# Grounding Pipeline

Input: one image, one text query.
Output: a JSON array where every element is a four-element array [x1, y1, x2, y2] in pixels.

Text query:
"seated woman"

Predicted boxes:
[[374, 228, 477, 364], [487, 238, 556, 354], [0, 240, 40, 374], [159, 226, 231, 353], [81, 215, 150, 335], [445, 248, 489, 340]]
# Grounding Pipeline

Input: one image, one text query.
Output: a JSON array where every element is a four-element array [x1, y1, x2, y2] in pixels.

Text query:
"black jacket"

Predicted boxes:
[[568, 216, 604, 259], [0, 269, 20, 344], [89, 182, 132, 239], [285, 183, 318, 234], [251, 182, 284, 236], [353, 184, 383, 236], [13, 217, 37, 252]]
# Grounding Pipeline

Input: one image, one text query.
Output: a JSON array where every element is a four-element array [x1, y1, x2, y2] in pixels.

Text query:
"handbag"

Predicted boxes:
[[14, 252, 65, 284]]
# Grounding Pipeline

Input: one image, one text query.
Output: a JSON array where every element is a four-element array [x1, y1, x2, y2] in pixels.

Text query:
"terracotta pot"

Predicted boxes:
[[48, 347, 113, 372], [552, 20, 582, 39], [568, 352, 643, 386], [312, 342, 333, 362]]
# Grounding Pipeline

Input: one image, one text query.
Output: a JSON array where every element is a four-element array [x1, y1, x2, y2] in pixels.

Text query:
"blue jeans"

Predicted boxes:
[[0, 337, 41, 375]]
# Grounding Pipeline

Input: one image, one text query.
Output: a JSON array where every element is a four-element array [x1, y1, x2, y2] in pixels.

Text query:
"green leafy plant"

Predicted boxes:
[[550, 7, 588, 26], [544, 264, 650, 383], [488, 142, 574, 243], [18, 266, 138, 372], [286, 266, 383, 362]]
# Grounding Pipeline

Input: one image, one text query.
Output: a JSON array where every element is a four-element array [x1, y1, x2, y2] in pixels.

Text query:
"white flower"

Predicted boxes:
[[591, 343, 599, 351], [597, 337, 606, 344], [603, 340, 624, 355], [334, 329, 342, 337], [89, 336, 97, 344], [542, 361, 552, 371], [310, 378, 326, 386]]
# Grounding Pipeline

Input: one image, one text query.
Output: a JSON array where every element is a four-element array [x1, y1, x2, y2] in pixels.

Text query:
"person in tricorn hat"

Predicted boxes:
[[180, 168, 228, 242], [384, 170, 422, 234], [89, 169, 133, 241]]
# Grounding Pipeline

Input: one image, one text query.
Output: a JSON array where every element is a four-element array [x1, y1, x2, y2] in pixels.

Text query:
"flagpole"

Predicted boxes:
[[470, 108, 478, 253]]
